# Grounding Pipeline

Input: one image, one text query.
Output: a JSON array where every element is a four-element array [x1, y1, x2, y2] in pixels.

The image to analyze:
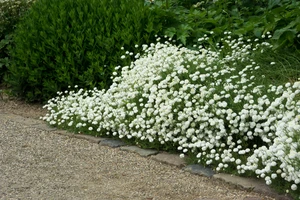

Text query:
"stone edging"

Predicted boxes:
[[0, 113, 293, 200]]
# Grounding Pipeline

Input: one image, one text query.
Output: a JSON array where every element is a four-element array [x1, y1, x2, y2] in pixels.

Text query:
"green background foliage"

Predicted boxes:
[[148, 0, 300, 50], [6, 0, 163, 102], [0, 0, 35, 84]]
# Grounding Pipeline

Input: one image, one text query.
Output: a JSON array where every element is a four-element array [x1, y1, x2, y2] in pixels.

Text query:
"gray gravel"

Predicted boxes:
[[0, 98, 276, 200]]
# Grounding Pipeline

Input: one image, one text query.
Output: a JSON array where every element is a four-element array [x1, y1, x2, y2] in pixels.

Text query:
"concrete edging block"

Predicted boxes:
[[73, 134, 103, 143], [120, 146, 159, 157], [99, 138, 127, 148], [184, 164, 215, 177], [151, 152, 186, 167]]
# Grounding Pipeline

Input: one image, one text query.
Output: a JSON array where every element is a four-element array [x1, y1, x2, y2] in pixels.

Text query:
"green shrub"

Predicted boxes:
[[0, 0, 35, 83], [148, 0, 300, 50], [5, 0, 163, 102]]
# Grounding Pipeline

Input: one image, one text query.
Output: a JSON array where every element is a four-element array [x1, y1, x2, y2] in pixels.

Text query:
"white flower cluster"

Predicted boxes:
[[42, 36, 300, 193]]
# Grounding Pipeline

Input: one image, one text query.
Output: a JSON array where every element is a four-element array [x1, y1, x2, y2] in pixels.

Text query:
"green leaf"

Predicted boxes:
[[265, 13, 275, 23], [272, 28, 297, 40], [268, 0, 280, 9], [164, 27, 176, 38], [254, 28, 263, 38], [177, 24, 192, 45], [145, 22, 154, 34]]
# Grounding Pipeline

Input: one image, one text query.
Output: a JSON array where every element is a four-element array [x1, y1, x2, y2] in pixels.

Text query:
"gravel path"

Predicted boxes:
[[0, 98, 276, 200]]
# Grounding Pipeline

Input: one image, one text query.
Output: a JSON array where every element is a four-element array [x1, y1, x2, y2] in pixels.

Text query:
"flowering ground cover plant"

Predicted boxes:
[[42, 34, 300, 199]]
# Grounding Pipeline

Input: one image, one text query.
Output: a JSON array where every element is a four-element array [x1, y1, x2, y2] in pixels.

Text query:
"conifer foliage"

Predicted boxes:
[[6, 0, 162, 102]]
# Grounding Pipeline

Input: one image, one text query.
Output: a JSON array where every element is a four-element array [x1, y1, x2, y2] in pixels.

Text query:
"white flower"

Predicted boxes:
[[291, 184, 297, 191], [271, 173, 277, 179]]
